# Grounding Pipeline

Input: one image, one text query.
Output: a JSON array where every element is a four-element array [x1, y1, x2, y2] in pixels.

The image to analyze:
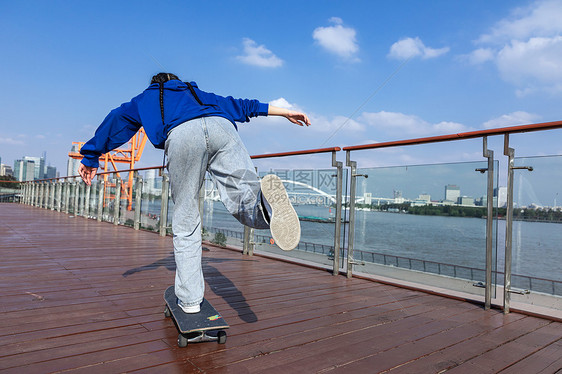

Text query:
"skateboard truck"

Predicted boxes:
[[177, 330, 227, 347]]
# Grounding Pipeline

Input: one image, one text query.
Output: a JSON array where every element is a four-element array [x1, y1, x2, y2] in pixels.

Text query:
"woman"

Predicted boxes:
[[78, 73, 310, 313]]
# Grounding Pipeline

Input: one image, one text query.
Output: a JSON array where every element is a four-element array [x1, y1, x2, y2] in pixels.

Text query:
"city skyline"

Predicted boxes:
[[1, 152, 59, 181]]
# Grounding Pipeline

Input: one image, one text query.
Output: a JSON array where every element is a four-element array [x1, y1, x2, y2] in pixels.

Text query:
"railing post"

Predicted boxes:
[[45, 182, 50, 209], [35, 182, 39, 207], [159, 174, 169, 237], [503, 134, 514, 314], [73, 180, 80, 215], [49, 181, 55, 210], [243, 225, 250, 255], [45, 182, 49, 209], [97, 180, 104, 222], [346, 151, 357, 279], [79, 182, 85, 216], [45, 181, 52, 209], [243, 226, 255, 256], [84, 183, 91, 218], [114, 178, 121, 225], [64, 180, 70, 214], [33, 182, 38, 206], [483, 137, 494, 310], [134, 174, 142, 230], [332, 151, 343, 276], [56, 181, 62, 212], [38, 182, 44, 208]]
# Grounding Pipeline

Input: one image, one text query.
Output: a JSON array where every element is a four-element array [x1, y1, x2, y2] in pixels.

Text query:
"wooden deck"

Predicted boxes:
[[1, 203, 561, 373]]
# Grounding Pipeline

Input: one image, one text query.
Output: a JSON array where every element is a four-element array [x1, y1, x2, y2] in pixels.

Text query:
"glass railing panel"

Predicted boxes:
[[102, 177, 117, 223], [509, 155, 562, 310], [89, 180, 100, 219], [352, 160, 498, 297], [216, 165, 343, 268], [256, 168, 343, 268], [199, 163, 346, 270], [67, 181, 77, 215], [118, 173, 134, 227], [139, 170, 162, 233], [166, 186, 174, 236]]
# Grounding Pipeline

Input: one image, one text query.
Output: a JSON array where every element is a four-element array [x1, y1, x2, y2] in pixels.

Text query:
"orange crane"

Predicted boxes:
[[68, 128, 148, 210]]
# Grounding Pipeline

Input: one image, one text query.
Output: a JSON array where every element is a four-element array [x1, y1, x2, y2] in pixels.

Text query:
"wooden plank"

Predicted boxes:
[[444, 322, 562, 373], [500, 338, 562, 374], [379, 315, 554, 373]]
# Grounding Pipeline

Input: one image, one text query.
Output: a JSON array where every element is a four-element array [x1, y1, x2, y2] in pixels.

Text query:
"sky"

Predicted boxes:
[[1, 0, 561, 203]]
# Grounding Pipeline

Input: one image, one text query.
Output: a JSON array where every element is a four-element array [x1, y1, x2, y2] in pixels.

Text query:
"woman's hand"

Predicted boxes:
[[268, 105, 311, 127], [78, 164, 98, 186]]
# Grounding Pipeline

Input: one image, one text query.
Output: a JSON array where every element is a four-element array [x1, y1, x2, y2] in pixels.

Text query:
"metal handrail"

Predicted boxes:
[[250, 146, 341, 159], [342, 120, 562, 151]]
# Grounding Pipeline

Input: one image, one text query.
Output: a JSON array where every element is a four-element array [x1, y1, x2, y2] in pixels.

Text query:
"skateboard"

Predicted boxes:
[[163, 285, 229, 348]]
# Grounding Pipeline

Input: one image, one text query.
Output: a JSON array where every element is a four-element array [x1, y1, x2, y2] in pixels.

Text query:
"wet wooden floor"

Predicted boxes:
[[1, 203, 561, 373]]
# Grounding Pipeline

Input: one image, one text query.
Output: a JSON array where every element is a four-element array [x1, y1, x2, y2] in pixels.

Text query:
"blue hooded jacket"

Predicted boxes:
[[80, 80, 269, 168]]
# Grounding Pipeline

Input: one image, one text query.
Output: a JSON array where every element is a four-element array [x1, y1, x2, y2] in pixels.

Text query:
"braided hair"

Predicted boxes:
[[150, 73, 179, 125], [150, 72, 205, 125]]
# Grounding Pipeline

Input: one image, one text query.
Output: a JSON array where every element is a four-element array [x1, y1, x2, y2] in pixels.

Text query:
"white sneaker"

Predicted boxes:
[[260, 174, 301, 251], [178, 301, 200, 314]]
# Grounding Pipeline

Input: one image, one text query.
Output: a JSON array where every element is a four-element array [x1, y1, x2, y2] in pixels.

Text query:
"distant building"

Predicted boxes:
[[364, 192, 372, 205], [418, 193, 431, 202], [45, 165, 58, 179], [393, 190, 404, 204], [67, 144, 81, 177], [0, 164, 13, 177], [13, 159, 36, 181], [23, 156, 45, 180], [457, 196, 475, 206], [445, 184, 460, 202], [495, 186, 507, 208]]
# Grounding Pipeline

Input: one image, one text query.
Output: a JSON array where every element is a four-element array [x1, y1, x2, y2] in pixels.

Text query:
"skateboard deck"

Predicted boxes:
[[164, 285, 228, 347]]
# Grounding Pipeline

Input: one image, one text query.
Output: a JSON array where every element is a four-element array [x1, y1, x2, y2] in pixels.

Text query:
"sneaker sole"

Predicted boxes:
[[260, 174, 301, 251]]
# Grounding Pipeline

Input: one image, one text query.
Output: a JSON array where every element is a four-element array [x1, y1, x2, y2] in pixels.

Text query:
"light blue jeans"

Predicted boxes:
[[165, 116, 270, 308]]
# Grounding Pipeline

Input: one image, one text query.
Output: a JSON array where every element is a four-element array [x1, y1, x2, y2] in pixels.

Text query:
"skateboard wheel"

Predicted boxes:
[[164, 306, 171, 318], [178, 334, 188, 348], [217, 330, 227, 344]]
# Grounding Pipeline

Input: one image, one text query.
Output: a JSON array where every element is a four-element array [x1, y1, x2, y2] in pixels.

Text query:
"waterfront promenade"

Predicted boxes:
[[1, 203, 561, 373]]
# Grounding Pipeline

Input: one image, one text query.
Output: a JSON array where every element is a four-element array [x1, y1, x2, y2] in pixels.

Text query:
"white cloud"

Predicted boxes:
[[388, 37, 449, 60], [477, 0, 562, 44], [313, 17, 359, 61], [0, 136, 24, 145], [359, 111, 467, 137], [470, 0, 562, 94], [269, 98, 296, 110], [309, 114, 365, 134], [497, 36, 562, 94], [236, 38, 283, 68], [482, 111, 541, 129], [465, 48, 495, 65]]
